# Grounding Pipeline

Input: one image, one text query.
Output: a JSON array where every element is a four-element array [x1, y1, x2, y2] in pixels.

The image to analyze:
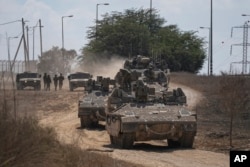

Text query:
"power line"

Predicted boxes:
[[0, 20, 21, 26]]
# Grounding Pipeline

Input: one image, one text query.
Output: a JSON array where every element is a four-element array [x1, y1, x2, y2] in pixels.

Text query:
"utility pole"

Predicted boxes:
[[96, 3, 109, 39], [26, 26, 30, 59], [210, 0, 213, 75], [150, 0, 152, 18], [22, 18, 29, 71], [230, 21, 250, 74], [39, 19, 43, 60], [200, 27, 211, 76], [149, 0, 153, 34]]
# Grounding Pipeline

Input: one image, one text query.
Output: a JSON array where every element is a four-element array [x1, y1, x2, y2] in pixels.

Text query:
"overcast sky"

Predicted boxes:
[[1, 0, 250, 74]]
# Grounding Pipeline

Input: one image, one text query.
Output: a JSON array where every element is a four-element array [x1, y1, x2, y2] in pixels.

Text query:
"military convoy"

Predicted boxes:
[[16, 72, 41, 90], [77, 55, 197, 149]]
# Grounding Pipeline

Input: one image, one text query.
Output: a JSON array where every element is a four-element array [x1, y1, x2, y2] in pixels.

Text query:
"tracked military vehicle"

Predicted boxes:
[[106, 79, 196, 149], [68, 72, 92, 91], [78, 76, 115, 128], [16, 72, 41, 90]]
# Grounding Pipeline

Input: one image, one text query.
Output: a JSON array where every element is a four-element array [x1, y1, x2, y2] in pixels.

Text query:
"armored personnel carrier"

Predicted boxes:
[[16, 72, 41, 90], [68, 72, 92, 91], [106, 81, 196, 149], [78, 76, 115, 128]]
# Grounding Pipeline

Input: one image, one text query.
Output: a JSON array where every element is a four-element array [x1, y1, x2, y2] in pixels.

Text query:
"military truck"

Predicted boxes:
[[68, 72, 92, 91], [16, 72, 41, 90], [105, 80, 196, 149], [78, 76, 115, 128]]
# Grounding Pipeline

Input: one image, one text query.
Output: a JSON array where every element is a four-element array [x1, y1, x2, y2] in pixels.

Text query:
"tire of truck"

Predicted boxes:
[[167, 139, 181, 148], [179, 132, 195, 148], [34, 85, 41, 91], [110, 135, 115, 145], [70, 84, 74, 91], [113, 133, 134, 149], [20, 84, 24, 90], [80, 116, 92, 128]]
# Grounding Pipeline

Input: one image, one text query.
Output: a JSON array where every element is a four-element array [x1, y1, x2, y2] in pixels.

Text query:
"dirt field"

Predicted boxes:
[[1, 80, 229, 167]]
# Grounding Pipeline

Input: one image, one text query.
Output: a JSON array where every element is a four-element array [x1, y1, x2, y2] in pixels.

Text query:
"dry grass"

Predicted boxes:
[[171, 72, 250, 152], [0, 90, 142, 167], [0, 105, 86, 167], [0, 88, 87, 167]]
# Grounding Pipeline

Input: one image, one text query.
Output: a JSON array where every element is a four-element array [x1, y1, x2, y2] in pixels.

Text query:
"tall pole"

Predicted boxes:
[[6, 35, 18, 72], [230, 22, 250, 74], [241, 14, 250, 74], [96, 4, 99, 39], [200, 27, 211, 76], [33, 26, 35, 61], [149, 0, 152, 34], [26, 26, 29, 59], [96, 3, 109, 39], [61, 15, 73, 60], [61, 15, 73, 74], [7, 33, 11, 72], [22, 18, 29, 71], [150, 0, 152, 16], [39, 19, 43, 60], [62, 16, 64, 54], [210, 0, 213, 75], [208, 27, 211, 75]]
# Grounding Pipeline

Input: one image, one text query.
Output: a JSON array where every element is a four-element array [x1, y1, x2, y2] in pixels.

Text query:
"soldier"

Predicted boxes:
[[135, 81, 148, 102], [46, 75, 52, 91], [101, 77, 110, 92], [120, 69, 131, 91], [53, 74, 58, 91], [43, 73, 47, 90], [85, 78, 93, 92], [58, 73, 64, 90]]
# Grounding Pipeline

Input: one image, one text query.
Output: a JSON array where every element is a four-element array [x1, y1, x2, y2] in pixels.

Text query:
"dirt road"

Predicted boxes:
[[34, 84, 229, 167]]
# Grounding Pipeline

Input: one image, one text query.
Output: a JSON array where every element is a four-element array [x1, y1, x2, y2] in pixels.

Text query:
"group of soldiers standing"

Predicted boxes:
[[43, 73, 64, 91]]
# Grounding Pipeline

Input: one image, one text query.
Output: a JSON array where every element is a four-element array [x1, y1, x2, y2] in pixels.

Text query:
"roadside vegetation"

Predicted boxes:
[[0, 89, 142, 167], [0, 99, 86, 167]]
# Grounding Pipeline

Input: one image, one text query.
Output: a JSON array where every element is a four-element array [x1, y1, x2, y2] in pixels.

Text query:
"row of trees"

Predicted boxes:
[[82, 8, 206, 73], [37, 8, 206, 74]]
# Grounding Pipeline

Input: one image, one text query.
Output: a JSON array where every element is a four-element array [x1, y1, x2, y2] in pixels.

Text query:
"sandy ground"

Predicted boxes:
[[0, 73, 230, 166], [33, 83, 230, 167]]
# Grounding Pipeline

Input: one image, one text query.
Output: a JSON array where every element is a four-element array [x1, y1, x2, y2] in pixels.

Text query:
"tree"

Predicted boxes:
[[82, 8, 206, 73], [37, 46, 77, 74]]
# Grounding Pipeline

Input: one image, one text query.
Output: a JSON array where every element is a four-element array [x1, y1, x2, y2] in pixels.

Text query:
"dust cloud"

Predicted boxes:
[[70, 56, 125, 79]]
